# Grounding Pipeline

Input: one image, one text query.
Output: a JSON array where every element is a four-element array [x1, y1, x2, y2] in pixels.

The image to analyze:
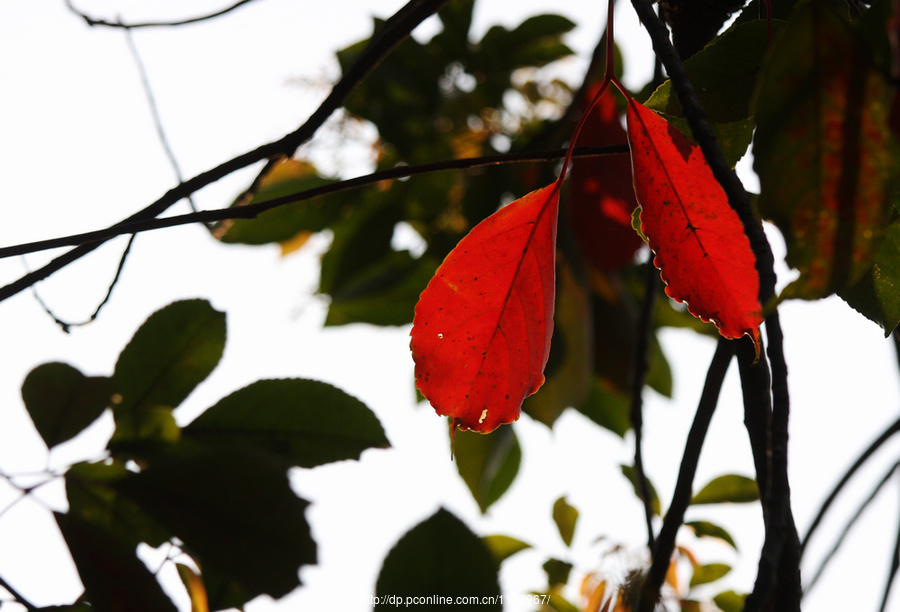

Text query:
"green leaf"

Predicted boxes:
[[113, 442, 316, 610], [840, 215, 900, 336], [21, 363, 112, 449], [713, 590, 748, 612], [65, 461, 172, 548], [620, 464, 661, 515], [685, 520, 738, 550], [324, 251, 440, 326], [111, 300, 225, 449], [646, 20, 780, 123], [483, 535, 531, 564], [552, 497, 579, 547], [689, 562, 732, 588], [217, 158, 336, 245], [575, 380, 631, 437], [454, 426, 521, 513], [692, 474, 759, 505], [183, 378, 389, 468], [543, 558, 573, 588], [375, 508, 501, 610], [55, 512, 178, 612], [753, 0, 894, 299]]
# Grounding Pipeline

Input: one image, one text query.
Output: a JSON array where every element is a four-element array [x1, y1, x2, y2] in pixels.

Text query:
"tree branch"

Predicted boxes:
[[630, 259, 661, 552], [626, 0, 800, 607], [65, 0, 262, 29], [1, 0, 450, 303], [0, 145, 627, 260], [636, 338, 735, 612]]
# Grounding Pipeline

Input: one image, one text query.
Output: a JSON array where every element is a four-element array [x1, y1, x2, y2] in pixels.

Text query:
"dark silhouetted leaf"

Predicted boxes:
[[691, 474, 759, 505], [411, 183, 560, 432], [576, 381, 631, 438], [113, 443, 316, 610], [483, 535, 532, 564], [685, 520, 738, 549], [646, 20, 781, 123], [523, 257, 592, 426], [689, 562, 731, 587], [543, 558, 573, 588], [454, 425, 521, 513], [840, 216, 900, 336], [65, 461, 171, 549], [753, 0, 893, 299], [184, 378, 389, 468], [55, 512, 177, 612], [626, 99, 762, 343], [552, 496, 579, 547], [111, 300, 225, 449], [21, 363, 112, 449], [375, 508, 501, 610]]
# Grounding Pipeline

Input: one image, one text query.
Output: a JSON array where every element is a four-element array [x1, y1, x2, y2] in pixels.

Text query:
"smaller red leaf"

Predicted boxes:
[[410, 183, 560, 433], [626, 99, 762, 341]]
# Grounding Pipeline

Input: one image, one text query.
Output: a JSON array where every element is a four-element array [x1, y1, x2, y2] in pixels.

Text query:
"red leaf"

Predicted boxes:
[[569, 87, 644, 271], [626, 99, 761, 341], [410, 183, 560, 433]]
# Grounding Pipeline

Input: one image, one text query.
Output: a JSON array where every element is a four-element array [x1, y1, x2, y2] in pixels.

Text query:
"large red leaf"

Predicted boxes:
[[410, 183, 560, 433], [626, 99, 761, 341], [569, 86, 644, 271]]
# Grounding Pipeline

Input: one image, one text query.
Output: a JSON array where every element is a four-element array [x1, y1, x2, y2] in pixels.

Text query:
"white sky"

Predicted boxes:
[[1, 1, 899, 611]]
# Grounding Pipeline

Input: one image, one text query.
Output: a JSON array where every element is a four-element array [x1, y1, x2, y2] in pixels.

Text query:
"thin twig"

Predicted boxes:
[[65, 0, 261, 29], [630, 259, 660, 552], [123, 26, 197, 214], [801, 415, 900, 553], [0, 145, 627, 260], [0, 575, 37, 611], [635, 338, 735, 612], [28, 235, 135, 332], [880, 471, 900, 612], [0, 0, 451, 304], [803, 460, 900, 595]]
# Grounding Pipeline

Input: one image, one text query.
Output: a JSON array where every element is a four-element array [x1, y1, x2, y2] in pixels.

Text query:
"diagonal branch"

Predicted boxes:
[[636, 338, 735, 612], [1, 0, 450, 304], [0, 145, 628, 261]]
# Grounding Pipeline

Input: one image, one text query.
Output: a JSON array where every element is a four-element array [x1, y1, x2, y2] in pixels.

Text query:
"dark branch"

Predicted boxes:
[[630, 259, 661, 552], [0, 145, 627, 260], [626, 0, 799, 608], [636, 338, 735, 612], [1, 0, 451, 303], [65, 0, 261, 29]]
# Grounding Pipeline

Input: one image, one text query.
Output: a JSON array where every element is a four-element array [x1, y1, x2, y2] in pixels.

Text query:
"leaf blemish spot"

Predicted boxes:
[[478, 408, 488, 424]]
